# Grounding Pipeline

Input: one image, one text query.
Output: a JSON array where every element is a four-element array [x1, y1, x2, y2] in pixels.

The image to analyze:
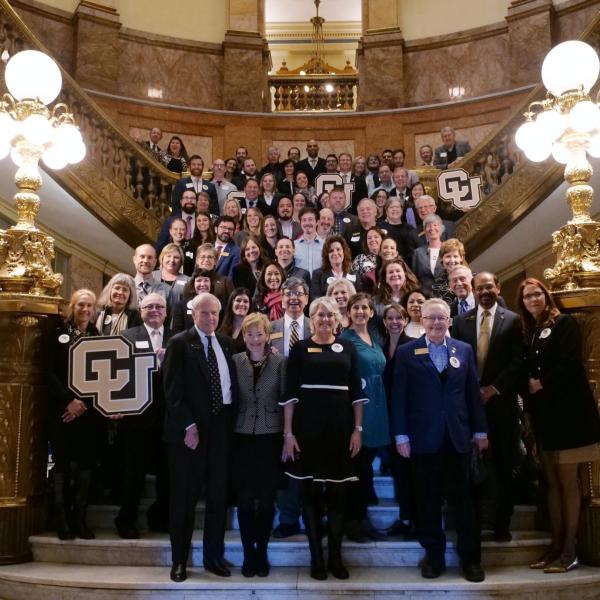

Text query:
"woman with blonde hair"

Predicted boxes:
[[96, 273, 142, 335]]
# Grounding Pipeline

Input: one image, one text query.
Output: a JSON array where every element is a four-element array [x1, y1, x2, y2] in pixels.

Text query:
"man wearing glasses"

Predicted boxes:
[[116, 293, 172, 538], [391, 298, 488, 583]]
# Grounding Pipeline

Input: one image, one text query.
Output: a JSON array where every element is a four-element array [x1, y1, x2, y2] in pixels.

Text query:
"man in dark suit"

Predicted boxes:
[[275, 238, 311, 288], [140, 126, 163, 159], [448, 265, 475, 318], [392, 298, 487, 582], [232, 157, 259, 190], [117, 293, 172, 538], [451, 272, 524, 541], [213, 216, 240, 278], [171, 155, 219, 216], [434, 127, 472, 170], [259, 145, 283, 179], [338, 152, 369, 214], [329, 186, 358, 237], [295, 139, 326, 186], [156, 190, 198, 254], [344, 197, 378, 258], [276, 196, 302, 240], [163, 292, 238, 582]]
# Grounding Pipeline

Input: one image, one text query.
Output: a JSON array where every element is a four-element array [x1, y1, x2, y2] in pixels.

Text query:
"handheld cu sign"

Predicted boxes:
[[314, 173, 355, 210], [437, 168, 483, 212], [68, 336, 157, 417]]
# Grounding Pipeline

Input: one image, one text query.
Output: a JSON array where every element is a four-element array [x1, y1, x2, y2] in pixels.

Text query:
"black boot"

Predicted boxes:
[[73, 469, 95, 539], [303, 504, 327, 580], [255, 505, 274, 577], [52, 472, 74, 540], [327, 511, 349, 579], [237, 506, 256, 577]]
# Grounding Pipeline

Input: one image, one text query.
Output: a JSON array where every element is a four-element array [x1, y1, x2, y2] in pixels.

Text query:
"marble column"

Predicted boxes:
[[223, 0, 270, 112], [357, 0, 404, 111], [506, 0, 554, 88], [73, 0, 121, 93]]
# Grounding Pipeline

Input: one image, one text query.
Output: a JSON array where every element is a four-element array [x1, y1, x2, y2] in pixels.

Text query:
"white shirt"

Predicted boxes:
[[294, 236, 322, 275], [143, 324, 164, 351], [280, 220, 293, 238], [429, 247, 440, 274], [195, 328, 232, 405], [283, 313, 305, 357], [476, 302, 497, 341], [191, 176, 202, 193]]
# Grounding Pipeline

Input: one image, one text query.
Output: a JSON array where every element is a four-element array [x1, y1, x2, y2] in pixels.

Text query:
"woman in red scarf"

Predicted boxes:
[[253, 261, 285, 320]]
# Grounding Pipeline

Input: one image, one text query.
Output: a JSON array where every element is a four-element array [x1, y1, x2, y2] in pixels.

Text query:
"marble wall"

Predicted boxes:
[[69, 255, 105, 297]]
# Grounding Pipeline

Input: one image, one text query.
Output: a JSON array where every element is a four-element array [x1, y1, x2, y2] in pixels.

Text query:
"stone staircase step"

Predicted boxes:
[[30, 530, 551, 568], [1, 562, 600, 600]]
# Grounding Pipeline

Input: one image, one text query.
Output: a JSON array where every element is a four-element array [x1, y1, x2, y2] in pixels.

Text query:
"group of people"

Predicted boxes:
[[47, 138, 600, 586]]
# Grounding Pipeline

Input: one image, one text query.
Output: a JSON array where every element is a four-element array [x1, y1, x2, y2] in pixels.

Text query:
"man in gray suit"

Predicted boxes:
[[434, 126, 471, 170], [270, 277, 311, 538]]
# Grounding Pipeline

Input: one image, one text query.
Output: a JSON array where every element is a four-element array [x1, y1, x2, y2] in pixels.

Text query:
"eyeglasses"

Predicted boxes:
[[422, 315, 448, 322], [283, 291, 306, 298], [142, 304, 165, 311], [523, 291, 544, 301]]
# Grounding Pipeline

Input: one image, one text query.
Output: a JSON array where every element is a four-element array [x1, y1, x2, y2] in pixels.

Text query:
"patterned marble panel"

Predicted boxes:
[[223, 46, 267, 112], [129, 127, 213, 165], [69, 255, 104, 296], [556, 1, 600, 41], [271, 140, 356, 161]]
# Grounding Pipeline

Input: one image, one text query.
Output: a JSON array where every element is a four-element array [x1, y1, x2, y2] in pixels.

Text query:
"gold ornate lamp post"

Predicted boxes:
[[0, 50, 85, 563], [516, 40, 600, 565]]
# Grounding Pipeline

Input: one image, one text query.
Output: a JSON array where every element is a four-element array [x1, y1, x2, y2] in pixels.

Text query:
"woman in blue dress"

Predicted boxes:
[[340, 292, 389, 541]]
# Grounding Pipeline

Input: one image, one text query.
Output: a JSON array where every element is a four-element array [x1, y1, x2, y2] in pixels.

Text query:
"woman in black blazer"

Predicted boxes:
[[309, 235, 357, 300], [171, 269, 215, 332], [518, 278, 600, 573], [232, 313, 286, 577]]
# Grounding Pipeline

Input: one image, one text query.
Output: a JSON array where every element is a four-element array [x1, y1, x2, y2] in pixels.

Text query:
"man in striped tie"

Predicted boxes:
[[448, 265, 475, 318]]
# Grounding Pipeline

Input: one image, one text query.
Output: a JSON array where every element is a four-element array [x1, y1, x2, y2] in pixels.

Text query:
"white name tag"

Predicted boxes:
[[185, 183, 194, 188], [440, 152, 447, 158], [350, 235, 360, 243], [135, 341, 150, 349]]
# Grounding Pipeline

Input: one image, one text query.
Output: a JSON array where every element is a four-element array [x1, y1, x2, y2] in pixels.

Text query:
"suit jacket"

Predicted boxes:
[[391, 336, 486, 454], [277, 178, 295, 196], [232, 173, 259, 191], [282, 261, 311, 288], [171, 177, 219, 216], [452, 305, 523, 416], [163, 328, 238, 443], [411, 245, 445, 296], [333, 211, 359, 237], [151, 271, 189, 309], [120, 324, 173, 429], [215, 241, 240, 278], [257, 193, 282, 217], [276, 219, 302, 240], [342, 174, 368, 215], [295, 157, 327, 186], [310, 269, 357, 300], [434, 140, 472, 170], [269, 315, 311, 355]]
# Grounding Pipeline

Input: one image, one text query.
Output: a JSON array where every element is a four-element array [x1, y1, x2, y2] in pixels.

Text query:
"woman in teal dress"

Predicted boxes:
[[340, 292, 389, 541]]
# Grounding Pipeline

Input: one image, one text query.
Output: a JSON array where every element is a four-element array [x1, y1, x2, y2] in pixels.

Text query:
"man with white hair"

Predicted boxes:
[[448, 265, 475, 317], [163, 292, 238, 582], [414, 195, 456, 243], [434, 126, 472, 170], [259, 145, 283, 178]]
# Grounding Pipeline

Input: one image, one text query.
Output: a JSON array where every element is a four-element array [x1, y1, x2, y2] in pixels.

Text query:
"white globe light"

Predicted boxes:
[[588, 134, 600, 158], [524, 139, 552, 162], [542, 41, 600, 95], [568, 100, 600, 133], [551, 142, 570, 164], [0, 141, 9, 161], [10, 146, 24, 167], [52, 122, 82, 153], [536, 109, 566, 141], [5, 50, 63, 105], [42, 146, 68, 170], [515, 120, 540, 151], [0, 111, 18, 145], [67, 139, 86, 164], [22, 114, 53, 146]]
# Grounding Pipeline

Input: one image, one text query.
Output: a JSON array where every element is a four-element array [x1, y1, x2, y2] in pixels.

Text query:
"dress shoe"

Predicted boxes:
[[272, 523, 300, 538], [530, 548, 561, 569], [115, 521, 140, 540], [255, 553, 270, 577], [345, 519, 368, 543], [220, 556, 234, 568], [310, 561, 328, 580], [494, 529, 512, 542], [463, 563, 485, 582], [387, 520, 417, 539], [170, 563, 187, 582], [421, 557, 445, 579], [544, 556, 579, 573], [204, 559, 231, 577], [241, 558, 255, 578]]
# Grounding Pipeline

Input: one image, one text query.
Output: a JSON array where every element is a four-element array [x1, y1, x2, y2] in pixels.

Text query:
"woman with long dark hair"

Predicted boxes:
[[159, 135, 189, 174], [218, 287, 253, 352], [253, 261, 286, 320]]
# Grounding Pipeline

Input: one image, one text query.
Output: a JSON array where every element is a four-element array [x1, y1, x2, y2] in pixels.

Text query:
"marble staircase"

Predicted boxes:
[[0, 475, 599, 599]]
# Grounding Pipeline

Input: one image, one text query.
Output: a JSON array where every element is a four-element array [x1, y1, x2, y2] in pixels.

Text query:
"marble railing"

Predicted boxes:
[[269, 76, 358, 112], [0, 0, 177, 244], [455, 11, 600, 260]]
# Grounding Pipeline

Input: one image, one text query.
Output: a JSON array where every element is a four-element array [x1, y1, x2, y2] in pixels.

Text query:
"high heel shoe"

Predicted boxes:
[[543, 556, 579, 573], [529, 548, 561, 569]]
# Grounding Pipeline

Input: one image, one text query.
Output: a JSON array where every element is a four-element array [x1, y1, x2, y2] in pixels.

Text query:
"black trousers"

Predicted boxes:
[[347, 446, 378, 520], [168, 407, 232, 565], [411, 444, 480, 568]]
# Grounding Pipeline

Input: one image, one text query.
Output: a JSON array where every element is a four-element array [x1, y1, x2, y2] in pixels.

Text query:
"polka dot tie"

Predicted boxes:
[[206, 336, 223, 415]]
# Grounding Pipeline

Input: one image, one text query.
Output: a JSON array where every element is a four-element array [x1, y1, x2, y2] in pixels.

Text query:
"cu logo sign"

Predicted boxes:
[[69, 336, 157, 416], [314, 173, 355, 210], [437, 168, 483, 211]]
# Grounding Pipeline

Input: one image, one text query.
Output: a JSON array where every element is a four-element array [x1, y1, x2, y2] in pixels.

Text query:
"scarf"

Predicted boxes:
[[264, 290, 284, 321]]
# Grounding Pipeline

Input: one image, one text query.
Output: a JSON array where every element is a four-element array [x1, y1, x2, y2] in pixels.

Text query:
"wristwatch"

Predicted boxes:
[[354, 426, 363, 432]]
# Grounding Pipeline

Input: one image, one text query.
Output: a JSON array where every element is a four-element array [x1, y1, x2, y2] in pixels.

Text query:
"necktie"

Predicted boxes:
[[139, 281, 149, 298], [150, 329, 161, 352], [206, 336, 224, 415], [249, 200, 255, 209], [459, 299, 469, 314], [289, 320, 299, 354], [477, 310, 491, 378], [186, 215, 193, 239]]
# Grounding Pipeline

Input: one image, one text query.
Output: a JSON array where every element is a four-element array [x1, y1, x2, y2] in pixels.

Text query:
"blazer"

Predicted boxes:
[[269, 315, 311, 355], [215, 241, 241, 278], [171, 177, 219, 216], [310, 269, 357, 300], [163, 328, 238, 443], [257, 193, 283, 217], [391, 336, 487, 454], [282, 261, 311, 288], [333, 211, 359, 237], [452, 305, 524, 415], [411, 245, 445, 296], [277, 178, 295, 196], [232, 262, 260, 296], [295, 157, 327, 186], [232, 352, 287, 435], [276, 219, 302, 240], [152, 271, 189, 310], [433, 140, 472, 170]]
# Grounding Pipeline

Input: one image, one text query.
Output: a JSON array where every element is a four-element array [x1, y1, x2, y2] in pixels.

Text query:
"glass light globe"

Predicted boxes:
[[67, 139, 86, 164], [536, 108, 566, 141], [568, 100, 600, 133], [22, 114, 53, 146], [0, 141, 9, 161], [10, 146, 24, 167], [551, 142, 570, 164], [0, 111, 18, 144], [42, 146, 68, 170], [588, 134, 600, 158], [524, 139, 552, 162], [52, 122, 82, 154], [542, 41, 600, 95], [5, 50, 63, 105], [515, 120, 539, 151]]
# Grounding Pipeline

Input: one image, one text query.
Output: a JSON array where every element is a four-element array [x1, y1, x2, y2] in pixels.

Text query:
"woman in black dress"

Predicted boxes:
[[159, 135, 189, 174], [48, 289, 105, 539], [232, 313, 286, 577], [518, 278, 600, 573], [282, 296, 366, 580]]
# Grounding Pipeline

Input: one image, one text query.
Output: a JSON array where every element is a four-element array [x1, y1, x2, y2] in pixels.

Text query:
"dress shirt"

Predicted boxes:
[[195, 328, 232, 405], [144, 324, 164, 351], [283, 313, 305, 357], [457, 293, 475, 315], [135, 275, 152, 300], [214, 179, 237, 212], [294, 236, 323, 275], [340, 171, 352, 184], [191, 176, 202, 193], [309, 158, 318, 169], [279, 220, 293, 238], [429, 247, 440, 274]]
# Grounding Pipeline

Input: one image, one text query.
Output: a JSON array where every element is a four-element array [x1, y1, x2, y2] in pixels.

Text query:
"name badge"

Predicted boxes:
[[270, 332, 283, 340], [343, 217, 351, 223], [187, 309, 192, 315], [415, 348, 429, 355], [346, 274, 356, 282], [185, 183, 194, 188], [221, 251, 230, 257], [135, 341, 150, 349], [540, 328, 551, 339], [58, 334, 70, 344], [176, 280, 186, 285], [308, 347, 322, 353], [202, 184, 208, 190], [186, 252, 194, 258], [350, 235, 360, 243], [440, 152, 447, 158], [449, 356, 460, 368]]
